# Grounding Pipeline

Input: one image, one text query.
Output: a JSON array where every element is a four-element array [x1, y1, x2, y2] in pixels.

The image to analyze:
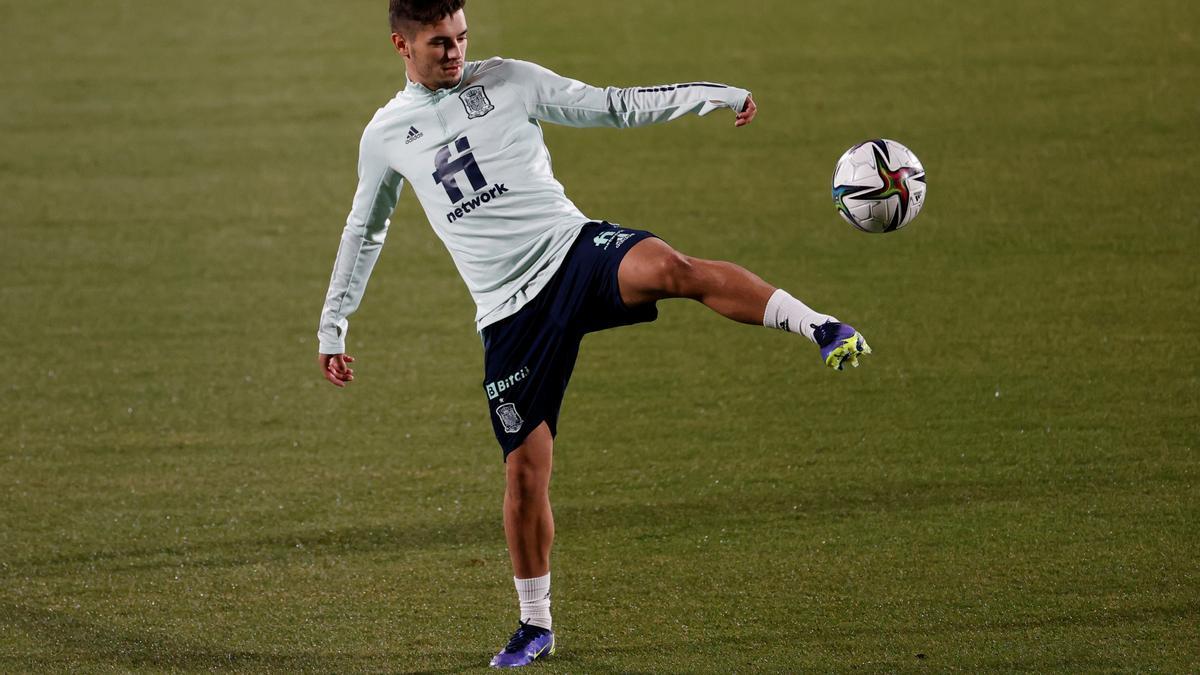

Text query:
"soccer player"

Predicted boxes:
[[317, 0, 871, 668]]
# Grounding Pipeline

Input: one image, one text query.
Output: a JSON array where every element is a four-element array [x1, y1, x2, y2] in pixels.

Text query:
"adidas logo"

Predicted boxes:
[[779, 318, 790, 332], [405, 126, 423, 144]]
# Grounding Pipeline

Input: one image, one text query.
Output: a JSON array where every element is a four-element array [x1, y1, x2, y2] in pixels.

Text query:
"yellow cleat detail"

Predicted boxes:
[[825, 333, 872, 371]]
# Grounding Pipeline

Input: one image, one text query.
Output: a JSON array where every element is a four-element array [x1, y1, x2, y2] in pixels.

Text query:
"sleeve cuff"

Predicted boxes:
[[727, 87, 750, 112], [699, 87, 750, 117], [318, 335, 345, 355]]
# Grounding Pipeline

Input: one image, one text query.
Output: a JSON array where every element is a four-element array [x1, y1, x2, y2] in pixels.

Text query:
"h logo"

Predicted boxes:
[[593, 230, 616, 248], [432, 136, 487, 203]]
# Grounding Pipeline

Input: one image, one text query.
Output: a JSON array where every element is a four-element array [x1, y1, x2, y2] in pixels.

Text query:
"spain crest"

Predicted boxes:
[[459, 85, 495, 119], [496, 402, 523, 434]]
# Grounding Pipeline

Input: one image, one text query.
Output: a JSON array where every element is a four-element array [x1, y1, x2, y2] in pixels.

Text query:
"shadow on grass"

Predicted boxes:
[[0, 601, 487, 673], [5, 473, 1035, 576], [4, 513, 503, 575], [837, 598, 1200, 640]]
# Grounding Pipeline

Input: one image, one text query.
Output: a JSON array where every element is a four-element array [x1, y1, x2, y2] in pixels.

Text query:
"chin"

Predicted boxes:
[[425, 73, 454, 89]]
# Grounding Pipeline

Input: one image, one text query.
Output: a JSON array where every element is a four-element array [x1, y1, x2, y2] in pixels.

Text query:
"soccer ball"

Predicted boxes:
[[832, 139, 927, 233]]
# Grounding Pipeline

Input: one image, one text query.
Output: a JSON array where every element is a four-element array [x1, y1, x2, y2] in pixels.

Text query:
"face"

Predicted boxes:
[[392, 10, 468, 90]]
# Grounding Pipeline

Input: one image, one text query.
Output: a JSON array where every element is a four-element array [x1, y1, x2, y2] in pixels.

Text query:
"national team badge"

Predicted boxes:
[[459, 85, 495, 119], [496, 402, 524, 434]]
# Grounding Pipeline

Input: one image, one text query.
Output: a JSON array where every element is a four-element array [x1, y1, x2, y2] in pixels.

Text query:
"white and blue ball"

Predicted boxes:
[[832, 139, 927, 233]]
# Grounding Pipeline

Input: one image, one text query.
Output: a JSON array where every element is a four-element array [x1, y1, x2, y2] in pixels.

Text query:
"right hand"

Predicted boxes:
[[319, 353, 356, 388]]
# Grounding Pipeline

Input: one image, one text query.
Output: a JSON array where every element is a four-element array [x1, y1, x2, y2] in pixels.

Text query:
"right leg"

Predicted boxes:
[[504, 422, 554, 581], [490, 423, 558, 668]]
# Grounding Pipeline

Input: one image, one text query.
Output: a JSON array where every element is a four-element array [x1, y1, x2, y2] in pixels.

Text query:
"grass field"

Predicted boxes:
[[2, 0, 1198, 671]]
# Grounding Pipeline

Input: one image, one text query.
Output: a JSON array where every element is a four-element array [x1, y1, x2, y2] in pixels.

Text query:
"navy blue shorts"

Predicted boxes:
[[481, 221, 660, 459]]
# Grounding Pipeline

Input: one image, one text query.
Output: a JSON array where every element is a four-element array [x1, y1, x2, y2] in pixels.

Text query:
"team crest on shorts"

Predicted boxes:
[[496, 402, 524, 434], [460, 86, 495, 119]]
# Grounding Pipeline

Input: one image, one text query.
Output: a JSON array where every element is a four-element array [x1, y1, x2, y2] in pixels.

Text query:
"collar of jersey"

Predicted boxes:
[[404, 72, 468, 101]]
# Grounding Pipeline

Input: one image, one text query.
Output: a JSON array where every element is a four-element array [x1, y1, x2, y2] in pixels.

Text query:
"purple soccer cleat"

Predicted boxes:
[[490, 621, 555, 668], [812, 321, 872, 371]]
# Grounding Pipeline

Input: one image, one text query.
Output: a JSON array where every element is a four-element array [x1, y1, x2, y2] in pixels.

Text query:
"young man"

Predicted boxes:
[[317, 0, 871, 668]]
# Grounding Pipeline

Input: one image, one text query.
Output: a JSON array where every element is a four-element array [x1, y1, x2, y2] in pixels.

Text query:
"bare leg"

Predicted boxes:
[[504, 421, 554, 579], [615, 236, 864, 370], [618, 237, 776, 323]]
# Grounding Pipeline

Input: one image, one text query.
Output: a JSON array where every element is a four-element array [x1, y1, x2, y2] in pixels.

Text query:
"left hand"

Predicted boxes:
[[735, 94, 757, 127]]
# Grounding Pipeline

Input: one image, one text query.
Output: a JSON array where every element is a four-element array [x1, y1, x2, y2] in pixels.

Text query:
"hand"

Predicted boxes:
[[735, 94, 757, 127], [319, 353, 356, 388]]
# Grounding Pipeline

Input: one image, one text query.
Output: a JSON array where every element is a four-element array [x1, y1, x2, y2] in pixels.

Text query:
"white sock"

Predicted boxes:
[[514, 573, 552, 630], [763, 289, 836, 343]]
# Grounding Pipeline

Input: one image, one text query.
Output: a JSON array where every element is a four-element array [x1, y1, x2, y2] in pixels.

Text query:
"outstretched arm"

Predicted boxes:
[[316, 124, 405, 385], [506, 59, 754, 129]]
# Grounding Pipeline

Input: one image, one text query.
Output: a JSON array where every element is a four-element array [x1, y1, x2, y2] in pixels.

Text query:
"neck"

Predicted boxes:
[[406, 66, 460, 92]]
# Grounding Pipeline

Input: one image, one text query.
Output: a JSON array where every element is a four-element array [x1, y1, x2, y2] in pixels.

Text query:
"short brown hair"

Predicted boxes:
[[389, 0, 466, 34]]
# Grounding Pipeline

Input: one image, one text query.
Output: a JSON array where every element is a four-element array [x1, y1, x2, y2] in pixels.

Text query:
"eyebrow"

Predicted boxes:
[[430, 30, 468, 43]]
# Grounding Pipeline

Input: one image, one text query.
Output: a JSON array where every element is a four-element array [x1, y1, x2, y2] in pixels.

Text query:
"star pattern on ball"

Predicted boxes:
[[850, 144, 925, 232], [833, 183, 875, 220]]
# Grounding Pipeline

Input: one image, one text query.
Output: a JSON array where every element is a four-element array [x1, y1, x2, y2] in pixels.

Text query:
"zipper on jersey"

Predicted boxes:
[[432, 95, 449, 135]]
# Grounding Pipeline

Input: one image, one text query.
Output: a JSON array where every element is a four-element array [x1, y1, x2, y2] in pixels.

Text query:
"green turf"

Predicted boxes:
[[1, 0, 1197, 671]]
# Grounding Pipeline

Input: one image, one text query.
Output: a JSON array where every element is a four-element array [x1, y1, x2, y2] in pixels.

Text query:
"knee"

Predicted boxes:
[[656, 252, 700, 297], [506, 458, 550, 502]]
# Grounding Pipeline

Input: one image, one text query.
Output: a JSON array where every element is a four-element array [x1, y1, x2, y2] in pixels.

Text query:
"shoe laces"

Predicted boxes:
[[812, 321, 842, 348], [504, 621, 547, 653]]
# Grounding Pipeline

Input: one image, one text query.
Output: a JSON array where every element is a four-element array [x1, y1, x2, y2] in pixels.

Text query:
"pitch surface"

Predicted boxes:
[[1, 0, 1196, 671]]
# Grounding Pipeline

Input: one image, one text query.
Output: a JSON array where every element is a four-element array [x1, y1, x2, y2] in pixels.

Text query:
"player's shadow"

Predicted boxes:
[[8, 472, 1029, 576], [1, 483, 1038, 672], [0, 600, 494, 673], [7, 513, 504, 574]]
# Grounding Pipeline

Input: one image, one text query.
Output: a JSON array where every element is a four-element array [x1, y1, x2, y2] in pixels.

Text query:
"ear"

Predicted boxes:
[[391, 32, 409, 58]]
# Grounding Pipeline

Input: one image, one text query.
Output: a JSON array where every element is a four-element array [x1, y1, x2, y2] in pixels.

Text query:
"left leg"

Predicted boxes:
[[616, 237, 775, 324], [616, 236, 871, 369]]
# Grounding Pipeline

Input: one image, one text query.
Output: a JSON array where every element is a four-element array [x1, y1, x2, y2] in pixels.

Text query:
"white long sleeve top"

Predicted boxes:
[[317, 57, 750, 354]]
